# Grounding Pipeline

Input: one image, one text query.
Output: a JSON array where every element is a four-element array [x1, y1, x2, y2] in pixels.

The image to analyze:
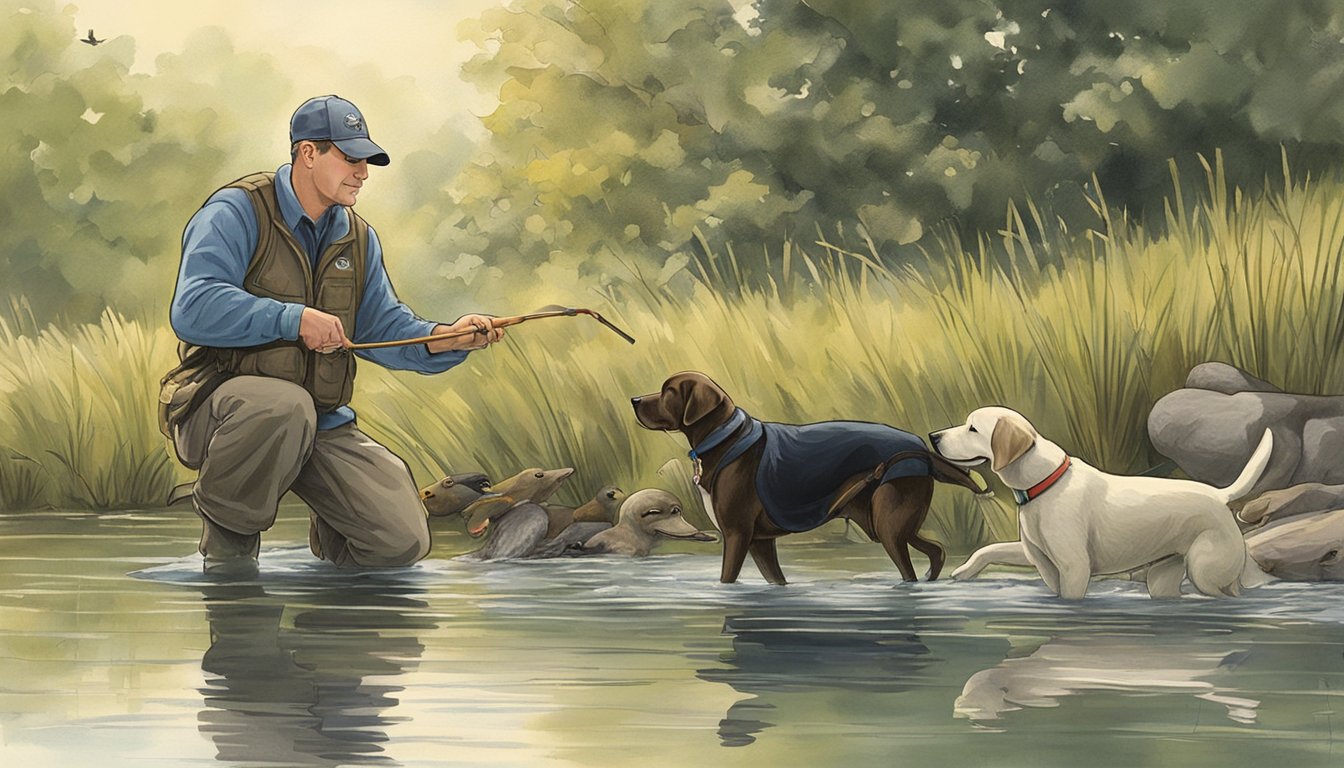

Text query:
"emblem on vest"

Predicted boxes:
[[344, 113, 362, 131], [334, 256, 352, 270]]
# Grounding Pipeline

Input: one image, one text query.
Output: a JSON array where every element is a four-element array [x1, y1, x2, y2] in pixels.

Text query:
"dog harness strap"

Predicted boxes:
[[1013, 456, 1072, 505], [689, 407, 748, 460]]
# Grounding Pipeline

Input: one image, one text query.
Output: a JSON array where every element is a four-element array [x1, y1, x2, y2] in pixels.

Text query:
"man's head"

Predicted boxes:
[[288, 95, 387, 211], [289, 95, 389, 166]]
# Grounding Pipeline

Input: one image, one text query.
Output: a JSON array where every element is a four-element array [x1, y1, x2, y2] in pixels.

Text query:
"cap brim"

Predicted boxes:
[[332, 137, 390, 166]]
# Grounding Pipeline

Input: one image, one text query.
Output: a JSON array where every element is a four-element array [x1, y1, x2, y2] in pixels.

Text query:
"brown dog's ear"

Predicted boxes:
[[678, 374, 727, 428], [990, 416, 1036, 471]]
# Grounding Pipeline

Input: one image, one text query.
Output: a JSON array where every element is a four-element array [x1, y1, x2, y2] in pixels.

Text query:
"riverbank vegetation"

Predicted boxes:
[[4, 158, 1341, 553]]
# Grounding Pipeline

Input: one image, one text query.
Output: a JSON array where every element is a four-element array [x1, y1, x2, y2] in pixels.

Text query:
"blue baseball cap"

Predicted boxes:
[[289, 95, 389, 166]]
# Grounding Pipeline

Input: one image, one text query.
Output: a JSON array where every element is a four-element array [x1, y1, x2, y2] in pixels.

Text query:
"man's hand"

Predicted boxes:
[[299, 307, 350, 354], [427, 313, 505, 353]]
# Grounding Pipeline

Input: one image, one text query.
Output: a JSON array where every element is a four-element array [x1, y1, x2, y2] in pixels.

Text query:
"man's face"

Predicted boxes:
[[307, 143, 368, 208]]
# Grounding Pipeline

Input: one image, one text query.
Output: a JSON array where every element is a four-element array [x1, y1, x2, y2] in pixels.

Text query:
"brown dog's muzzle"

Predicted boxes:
[[631, 393, 674, 430]]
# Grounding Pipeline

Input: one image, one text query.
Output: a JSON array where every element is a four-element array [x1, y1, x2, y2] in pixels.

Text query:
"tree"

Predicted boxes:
[[440, 0, 1344, 295]]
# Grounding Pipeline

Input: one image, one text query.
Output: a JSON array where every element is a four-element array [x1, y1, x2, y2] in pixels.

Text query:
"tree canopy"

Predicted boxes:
[[440, 0, 1344, 286], [8, 0, 1344, 323]]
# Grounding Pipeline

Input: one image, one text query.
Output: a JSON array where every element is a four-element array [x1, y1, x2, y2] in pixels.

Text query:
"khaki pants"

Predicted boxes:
[[175, 376, 431, 567]]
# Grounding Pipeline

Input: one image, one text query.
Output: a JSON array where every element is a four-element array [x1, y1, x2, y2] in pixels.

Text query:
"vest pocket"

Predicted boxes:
[[318, 279, 355, 312], [311, 352, 355, 410], [235, 345, 306, 382]]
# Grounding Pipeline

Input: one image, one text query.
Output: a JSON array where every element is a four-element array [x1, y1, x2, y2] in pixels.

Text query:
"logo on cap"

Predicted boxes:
[[344, 113, 362, 131]]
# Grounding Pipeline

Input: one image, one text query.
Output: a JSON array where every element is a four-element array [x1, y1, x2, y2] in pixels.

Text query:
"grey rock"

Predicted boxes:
[[1148, 364, 1344, 492], [1237, 482, 1344, 525], [1184, 361, 1281, 395], [1246, 509, 1344, 581]]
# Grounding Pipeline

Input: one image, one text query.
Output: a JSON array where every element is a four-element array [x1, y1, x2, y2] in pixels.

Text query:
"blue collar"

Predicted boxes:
[[689, 407, 747, 460], [690, 409, 764, 489]]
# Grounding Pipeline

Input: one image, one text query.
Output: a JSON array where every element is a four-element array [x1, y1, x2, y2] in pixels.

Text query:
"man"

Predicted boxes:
[[159, 94, 502, 571]]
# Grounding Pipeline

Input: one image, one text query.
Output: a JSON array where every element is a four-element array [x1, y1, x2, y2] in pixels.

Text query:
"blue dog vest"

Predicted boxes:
[[693, 409, 933, 532]]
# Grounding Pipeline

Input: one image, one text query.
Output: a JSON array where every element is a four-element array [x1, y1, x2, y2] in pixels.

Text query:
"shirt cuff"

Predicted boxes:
[[278, 302, 306, 341]]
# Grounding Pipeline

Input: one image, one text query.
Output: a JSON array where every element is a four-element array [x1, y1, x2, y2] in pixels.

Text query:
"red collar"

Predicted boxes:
[[1012, 456, 1071, 505]]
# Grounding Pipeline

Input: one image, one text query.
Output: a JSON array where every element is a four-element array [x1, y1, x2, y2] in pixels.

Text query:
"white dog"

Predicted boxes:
[[929, 407, 1273, 599]]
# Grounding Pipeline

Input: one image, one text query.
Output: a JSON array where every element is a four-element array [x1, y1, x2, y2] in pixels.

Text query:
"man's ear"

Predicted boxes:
[[991, 416, 1037, 471], [296, 140, 316, 168]]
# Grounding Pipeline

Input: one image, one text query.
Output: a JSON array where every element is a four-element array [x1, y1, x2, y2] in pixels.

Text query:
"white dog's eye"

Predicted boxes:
[[969, 425, 978, 433]]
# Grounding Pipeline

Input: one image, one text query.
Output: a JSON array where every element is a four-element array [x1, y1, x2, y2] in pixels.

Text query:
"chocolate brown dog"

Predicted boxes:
[[631, 372, 984, 585]]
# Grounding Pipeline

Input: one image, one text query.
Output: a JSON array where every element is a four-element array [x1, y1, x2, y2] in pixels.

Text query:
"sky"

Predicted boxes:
[[65, 0, 507, 136]]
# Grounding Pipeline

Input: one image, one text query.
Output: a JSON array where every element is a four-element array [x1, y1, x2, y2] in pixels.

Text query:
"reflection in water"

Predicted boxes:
[[955, 634, 1259, 725], [197, 578, 434, 766], [698, 610, 934, 747]]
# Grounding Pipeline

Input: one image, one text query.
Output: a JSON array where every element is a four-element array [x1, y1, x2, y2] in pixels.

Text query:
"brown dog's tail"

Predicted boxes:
[[825, 450, 989, 519], [927, 453, 990, 495]]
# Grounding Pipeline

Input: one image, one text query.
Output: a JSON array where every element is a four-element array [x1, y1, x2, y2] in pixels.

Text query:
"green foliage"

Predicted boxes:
[[442, 0, 1344, 297], [0, 0, 478, 326], [7, 161, 1342, 563], [0, 307, 183, 508]]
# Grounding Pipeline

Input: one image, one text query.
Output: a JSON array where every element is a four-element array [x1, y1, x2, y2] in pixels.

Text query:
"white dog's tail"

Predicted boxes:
[[1214, 429, 1274, 505]]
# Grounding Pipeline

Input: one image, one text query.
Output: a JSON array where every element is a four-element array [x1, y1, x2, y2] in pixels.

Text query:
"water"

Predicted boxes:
[[3, 507, 1344, 767]]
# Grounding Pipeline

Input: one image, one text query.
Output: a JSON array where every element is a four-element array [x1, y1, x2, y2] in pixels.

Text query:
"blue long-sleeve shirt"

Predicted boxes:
[[170, 163, 467, 430]]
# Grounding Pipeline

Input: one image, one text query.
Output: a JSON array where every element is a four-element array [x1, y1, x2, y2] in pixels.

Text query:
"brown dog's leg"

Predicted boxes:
[[720, 531, 753, 583], [908, 534, 945, 581], [748, 538, 787, 585], [872, 477, 935, 582]]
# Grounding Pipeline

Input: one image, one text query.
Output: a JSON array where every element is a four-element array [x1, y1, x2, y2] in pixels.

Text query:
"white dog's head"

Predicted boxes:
[[929, 407, 1039, 473]]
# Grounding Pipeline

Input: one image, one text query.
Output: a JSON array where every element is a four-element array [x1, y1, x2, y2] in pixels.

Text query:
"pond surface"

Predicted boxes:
[[3, 506, 1344, 767]]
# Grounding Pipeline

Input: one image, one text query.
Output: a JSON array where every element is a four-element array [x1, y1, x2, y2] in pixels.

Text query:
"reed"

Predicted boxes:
[[0, 310, 183, 509], [0, 157, 1340, 558]]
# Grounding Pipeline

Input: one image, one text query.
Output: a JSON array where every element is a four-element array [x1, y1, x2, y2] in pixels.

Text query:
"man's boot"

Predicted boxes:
[[196, 504, 260, 575]]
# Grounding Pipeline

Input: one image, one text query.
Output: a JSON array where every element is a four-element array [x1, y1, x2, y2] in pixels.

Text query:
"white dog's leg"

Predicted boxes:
[[1185, 533, 1247, 598], [1055, 565, 1091, 600], [1145, 556, 1185, 599], [951, 541, 1033, 580], [1023, 539, 1063, 595]]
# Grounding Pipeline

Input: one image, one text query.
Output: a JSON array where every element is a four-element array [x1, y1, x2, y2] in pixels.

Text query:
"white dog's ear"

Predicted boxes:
[[990, 416, 1036, 471]]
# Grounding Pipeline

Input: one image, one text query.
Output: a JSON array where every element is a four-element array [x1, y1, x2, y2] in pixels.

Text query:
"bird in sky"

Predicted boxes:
[[80, 29, 104, 46]]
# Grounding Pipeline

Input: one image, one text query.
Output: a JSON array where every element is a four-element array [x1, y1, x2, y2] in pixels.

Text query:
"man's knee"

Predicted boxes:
[[351, 517, 431, 567], [221, 377, 316, 435]]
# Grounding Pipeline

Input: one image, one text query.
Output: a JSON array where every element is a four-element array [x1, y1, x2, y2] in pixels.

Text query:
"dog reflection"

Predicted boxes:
[[955, 635, 1258, 724], [698, 610, 935, 746], [198, 581, 434, 765]]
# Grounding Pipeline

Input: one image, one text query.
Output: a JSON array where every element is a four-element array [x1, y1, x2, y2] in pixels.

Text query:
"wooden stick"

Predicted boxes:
[[345, 307, 635, 350]]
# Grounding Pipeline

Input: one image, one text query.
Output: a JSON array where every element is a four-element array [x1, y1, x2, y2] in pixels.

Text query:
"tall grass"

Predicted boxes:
[[2, 156, 1342, 555], [0, 309, 182, 509]]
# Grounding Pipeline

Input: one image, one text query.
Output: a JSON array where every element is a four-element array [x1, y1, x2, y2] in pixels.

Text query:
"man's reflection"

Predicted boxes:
[[697, 610, 936, 747], [197, 578, 434, 765]]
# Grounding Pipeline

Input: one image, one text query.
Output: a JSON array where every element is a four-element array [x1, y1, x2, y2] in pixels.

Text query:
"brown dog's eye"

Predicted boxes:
[[671, 507, 682, 515], [642, 509, 662, 517], [607, 490, 617, 499], [442, 478, 454, 487], [534, 472, 544, 479]]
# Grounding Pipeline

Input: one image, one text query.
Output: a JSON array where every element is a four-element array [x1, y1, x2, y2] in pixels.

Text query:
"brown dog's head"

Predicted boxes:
[[630, 372, 735, 436]]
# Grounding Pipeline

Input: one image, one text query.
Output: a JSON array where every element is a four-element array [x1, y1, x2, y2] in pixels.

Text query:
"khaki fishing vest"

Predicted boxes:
[[157, 172, 368, 437]]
